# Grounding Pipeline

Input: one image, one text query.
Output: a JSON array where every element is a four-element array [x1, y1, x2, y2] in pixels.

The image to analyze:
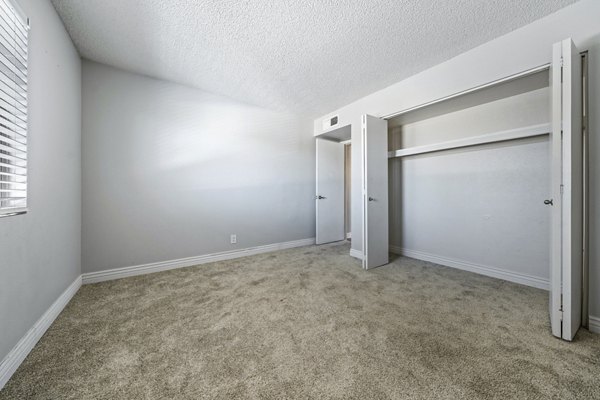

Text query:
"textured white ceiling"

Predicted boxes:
[[51, 0, 577, 117]]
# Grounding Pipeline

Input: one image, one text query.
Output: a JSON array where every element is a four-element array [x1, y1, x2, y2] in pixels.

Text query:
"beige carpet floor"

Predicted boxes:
[[1, 242, 599, 399]]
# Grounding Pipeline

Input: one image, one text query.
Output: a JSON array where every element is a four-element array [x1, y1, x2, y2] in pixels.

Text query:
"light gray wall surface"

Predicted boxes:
[[0, 0, 81, 361], [389, 87, 551, 282], [587, 41, 600, 319], [81, 61, 315, 273]]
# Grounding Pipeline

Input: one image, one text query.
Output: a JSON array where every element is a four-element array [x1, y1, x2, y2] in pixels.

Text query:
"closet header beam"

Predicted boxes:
[[388, 123, 551, 158], [382, 63, 551, 120]]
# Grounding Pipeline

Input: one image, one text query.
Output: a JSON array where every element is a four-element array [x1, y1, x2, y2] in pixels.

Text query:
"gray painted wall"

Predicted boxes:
[[0, 0, 81, 361], [389, 87, 551, 282], [81, 60, 315, 273], [587, 41, 600, 319]]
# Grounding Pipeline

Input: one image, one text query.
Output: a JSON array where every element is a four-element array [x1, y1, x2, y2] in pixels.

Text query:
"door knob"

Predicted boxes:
[[368, 197, 375, 202], [544, 199, 553, 206]]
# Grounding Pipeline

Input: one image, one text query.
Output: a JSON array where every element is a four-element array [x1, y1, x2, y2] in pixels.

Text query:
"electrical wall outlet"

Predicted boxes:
[[230, 234, 237, 244]]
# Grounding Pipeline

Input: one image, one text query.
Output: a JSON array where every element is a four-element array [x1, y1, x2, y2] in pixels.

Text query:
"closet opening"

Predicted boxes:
[[386, 67, 553, 289], [356, 40, 584, 340], [365, 43, 588, 340]]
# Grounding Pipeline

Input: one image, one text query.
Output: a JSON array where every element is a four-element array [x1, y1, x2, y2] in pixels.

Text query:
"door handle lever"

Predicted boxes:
[[368, 197, 375, 202], [315, 195, 326, 200], [544, 199, 553, 206]]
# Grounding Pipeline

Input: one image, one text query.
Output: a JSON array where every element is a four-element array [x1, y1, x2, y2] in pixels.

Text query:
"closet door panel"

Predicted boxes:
[[362, 115, 389, 269], [550, 38, 583, 341]]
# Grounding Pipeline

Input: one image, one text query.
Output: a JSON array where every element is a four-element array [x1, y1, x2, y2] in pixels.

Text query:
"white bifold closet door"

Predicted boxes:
[[550, 38, 583, 341], [362, 115, 389, 269], [315, 138, 345, 245]]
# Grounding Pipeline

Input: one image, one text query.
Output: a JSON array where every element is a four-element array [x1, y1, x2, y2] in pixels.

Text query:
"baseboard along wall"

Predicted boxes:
[[390, 245, 549, 290], [82, 238, 316, 284], [589, 316, 600, 334], [0, 275, 82, 391], [349, 248, 363, 260]]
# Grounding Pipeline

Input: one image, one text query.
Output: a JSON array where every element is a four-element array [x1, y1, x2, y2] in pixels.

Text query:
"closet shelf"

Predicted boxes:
[[388, 123, 551, 158]]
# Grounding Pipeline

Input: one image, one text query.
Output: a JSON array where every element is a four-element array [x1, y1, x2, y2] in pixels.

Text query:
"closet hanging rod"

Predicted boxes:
[[382, 63, 551, 120], [388, 123, 551, 159]]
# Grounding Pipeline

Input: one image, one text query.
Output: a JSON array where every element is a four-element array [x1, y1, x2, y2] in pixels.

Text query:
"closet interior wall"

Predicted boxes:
[[388, 70, 552, 287]]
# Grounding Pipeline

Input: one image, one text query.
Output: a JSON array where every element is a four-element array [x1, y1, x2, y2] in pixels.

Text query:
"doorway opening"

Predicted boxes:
[[315, 124, 351, 245]]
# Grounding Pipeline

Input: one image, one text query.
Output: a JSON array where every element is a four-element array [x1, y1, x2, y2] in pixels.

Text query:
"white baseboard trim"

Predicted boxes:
[[390, 246, 549, 290], [589, 316, 600, 334], [349, 248, 363, 260], [82, 238, 316, 284], [0, 275, 82, 391]]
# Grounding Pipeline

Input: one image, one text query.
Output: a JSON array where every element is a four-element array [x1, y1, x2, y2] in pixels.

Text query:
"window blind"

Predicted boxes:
[[0, 0, 28, 216]]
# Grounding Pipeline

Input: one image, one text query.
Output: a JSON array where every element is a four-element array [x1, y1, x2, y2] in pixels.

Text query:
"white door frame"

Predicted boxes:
[[361, 114, 389, 270], [315, 138, 345, 245], [550, 38, 583, 341]]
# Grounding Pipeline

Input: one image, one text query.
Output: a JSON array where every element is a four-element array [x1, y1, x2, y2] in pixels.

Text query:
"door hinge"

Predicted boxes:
[[560, 57, 564, 83], [560, 184, 564, 195], [560, 294, 564, 320]]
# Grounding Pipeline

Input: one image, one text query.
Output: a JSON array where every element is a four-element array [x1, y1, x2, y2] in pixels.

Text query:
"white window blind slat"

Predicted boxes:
[[0, 67, 26, 90], [0, 102, 26, 125], [1, 198, 25, 202], [0, 172, 27, 183], [0, 53, 26, 82], [0, 96, 27, 115], [0, 103, 25, 123], [0, 133, 25, 149], [0, 77, 26, 105], [0, 158, 26, 172], [0, 153, 25, 164], [0, 32, 26, 63], [0, 140, 25, 155], [0, 109, 26, 130], [0, 41, 26, 71], [0, 160, 26, 173], [0, 126, 26, 145], [0, 23, 26, 53], [0, 1, 27, 36], [1, 178, 26, 187], [0, 199, 26, 213], [1, 198, 26, 205], [0, 187, 25, 194], [0, 120, 26, 139], [0, 40, 26, 67], [0, 153, 26, 165], [0, 0, 27, 216]]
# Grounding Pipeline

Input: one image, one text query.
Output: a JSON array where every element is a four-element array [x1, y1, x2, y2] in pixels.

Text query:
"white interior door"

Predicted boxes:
[[316, 138, 345, 245], [362, 115, 389, 269], [550, 38, 583, 341]]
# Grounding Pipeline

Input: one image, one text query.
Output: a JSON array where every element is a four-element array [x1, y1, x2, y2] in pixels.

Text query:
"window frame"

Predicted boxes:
[[0, 0, 29, 218]]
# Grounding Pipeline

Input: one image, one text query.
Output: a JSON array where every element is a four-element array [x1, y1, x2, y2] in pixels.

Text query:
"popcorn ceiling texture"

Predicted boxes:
[[50, 0, 577, 117]]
